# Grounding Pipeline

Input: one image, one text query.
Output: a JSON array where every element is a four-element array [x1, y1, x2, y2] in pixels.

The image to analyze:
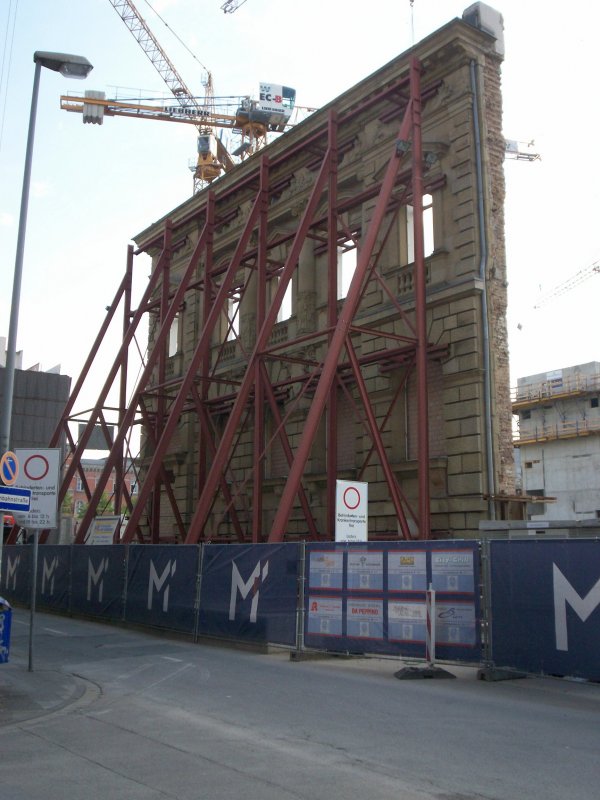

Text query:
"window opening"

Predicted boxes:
[[226, 296, 239, 341], [277, 276, 292, 322], [337, 242, 357, 300], [406, 193, 434, 263], [168, 312, 180, 357]]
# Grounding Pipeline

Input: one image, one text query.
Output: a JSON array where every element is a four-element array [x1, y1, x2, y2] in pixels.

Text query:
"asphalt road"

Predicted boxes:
[[1, 607, 599, 800]]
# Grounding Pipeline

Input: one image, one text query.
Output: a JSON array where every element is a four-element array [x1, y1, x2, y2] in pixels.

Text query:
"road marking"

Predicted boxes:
[[43, 627, 69, 636]]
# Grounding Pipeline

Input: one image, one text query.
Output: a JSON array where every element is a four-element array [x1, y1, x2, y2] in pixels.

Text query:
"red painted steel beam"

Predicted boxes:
[[47, 269, 130, 456], [268, 74, 417, 542], [68, 225, 175, 539], [326, 112, 339, 537], [121, 185, 264, 543], [260, 361, 320, 539], [345, 337, 412, 539], [253, 159, 269, 541], [410, 58, 431, 540], [74, 222, 178, 543], [185, 124, 336, 544], [115, 244, 134, 518], [136, 74, 441, 254], [191, 391, 246, 542], [136, 400, 187, 542], [118, 200, 219, 543]]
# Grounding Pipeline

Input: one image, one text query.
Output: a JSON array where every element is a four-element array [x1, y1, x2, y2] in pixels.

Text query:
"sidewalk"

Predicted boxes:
[[0, 659, 92, 728]]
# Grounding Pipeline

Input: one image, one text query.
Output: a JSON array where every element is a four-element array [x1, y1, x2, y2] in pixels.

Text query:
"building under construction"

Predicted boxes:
[[46, 5, 516, 546]]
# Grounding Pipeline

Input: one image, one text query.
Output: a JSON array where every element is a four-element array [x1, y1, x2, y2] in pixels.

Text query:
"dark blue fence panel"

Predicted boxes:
[[36, 546, 71, 612], [490, 539, 600, 681], [305, 541, 481, 662], [198, 543, 299, 645], [125, 545, 199, 634], [0, 545, 31, 605], [70, 545, 127, 620]]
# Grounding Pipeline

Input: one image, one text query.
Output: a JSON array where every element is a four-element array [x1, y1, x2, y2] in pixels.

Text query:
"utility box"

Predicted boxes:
[[0, 596, 12, 663]]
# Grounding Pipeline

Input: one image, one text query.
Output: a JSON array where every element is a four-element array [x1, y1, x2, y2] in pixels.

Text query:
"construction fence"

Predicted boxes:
[[1, 538, 599, 681]]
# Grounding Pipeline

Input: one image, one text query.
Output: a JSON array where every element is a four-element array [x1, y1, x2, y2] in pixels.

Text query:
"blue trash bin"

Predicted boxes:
[[0, 596, 12, 663]]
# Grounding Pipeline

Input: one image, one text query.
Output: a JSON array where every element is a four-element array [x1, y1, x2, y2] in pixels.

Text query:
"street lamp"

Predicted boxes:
[[0, 52, 93, 458], [0, 53, 93, 671]]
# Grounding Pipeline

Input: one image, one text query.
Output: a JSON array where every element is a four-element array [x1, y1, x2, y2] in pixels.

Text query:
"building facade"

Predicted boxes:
[[513, 362, 600, 521], [66, 5, 516, 545]]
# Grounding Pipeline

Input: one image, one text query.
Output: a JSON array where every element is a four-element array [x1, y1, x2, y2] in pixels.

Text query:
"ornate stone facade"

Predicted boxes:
[[134, 12, 514, 542]]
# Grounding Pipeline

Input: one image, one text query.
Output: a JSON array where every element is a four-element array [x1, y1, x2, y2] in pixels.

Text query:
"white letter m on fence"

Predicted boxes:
[[553, 563, 600, 651], [229, 560, 269, 623], [148, 560, 177, 612]]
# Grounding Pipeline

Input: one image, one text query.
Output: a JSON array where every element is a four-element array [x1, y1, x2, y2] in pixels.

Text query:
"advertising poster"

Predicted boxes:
[[346, 598, 384, 639], [431, 549, 475, 593], [388, 550, 427, 592], [347, 549, 383, 591], [308, 549, 344, 590], [435, 602, 477, 646], [307, 595, 343, 636], [388, 600, 427, 643]]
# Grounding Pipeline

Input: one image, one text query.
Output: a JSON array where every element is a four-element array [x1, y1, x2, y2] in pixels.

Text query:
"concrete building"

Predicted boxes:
[[67, 4, 518, 544], [0, 338, 71, 451], [513, 362, 600, 522]]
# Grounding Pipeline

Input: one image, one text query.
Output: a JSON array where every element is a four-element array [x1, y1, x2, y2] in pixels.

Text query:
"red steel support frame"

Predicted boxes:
[[46, 55, 436, 546]]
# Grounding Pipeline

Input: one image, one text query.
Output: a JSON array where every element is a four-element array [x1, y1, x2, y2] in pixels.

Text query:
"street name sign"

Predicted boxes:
[[0, 485, 31, 512]]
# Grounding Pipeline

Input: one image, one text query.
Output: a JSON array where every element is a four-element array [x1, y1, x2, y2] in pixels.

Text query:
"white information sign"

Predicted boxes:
[[335, 480, 368, 542], [87, 515, 122, 545], [12, 448, 60, 530]]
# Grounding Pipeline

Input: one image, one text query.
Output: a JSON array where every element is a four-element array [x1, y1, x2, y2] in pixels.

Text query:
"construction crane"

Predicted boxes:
[[533, 259, 600, 308], [108, 0, 229, 188], [221, 0, 248, 11], [61, 90, 291, 139], [505, 139, 541, 162], [107, 0, 295, 190]]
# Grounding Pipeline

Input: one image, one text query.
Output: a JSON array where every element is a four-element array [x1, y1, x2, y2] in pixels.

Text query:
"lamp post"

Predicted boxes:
[[1, 51, 93, 459], [0, 54, 93, 664]]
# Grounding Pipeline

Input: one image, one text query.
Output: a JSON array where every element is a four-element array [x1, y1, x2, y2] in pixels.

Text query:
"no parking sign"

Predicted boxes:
[[335, 480, 368, 542]]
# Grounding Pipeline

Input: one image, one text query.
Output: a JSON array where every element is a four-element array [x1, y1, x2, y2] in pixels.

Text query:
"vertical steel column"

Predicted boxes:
[[252, 159, 269, 541], [269, 95, 415, 542], [151, 235, 172, 542], [198, 204, 214, 503], [114, 244, 134, 528], [410, 57, 431, 540], [326, 112, 339, 536]]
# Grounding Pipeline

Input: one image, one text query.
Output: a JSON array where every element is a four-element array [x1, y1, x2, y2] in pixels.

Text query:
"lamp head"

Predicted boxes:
[[34, 51, 93, 79]]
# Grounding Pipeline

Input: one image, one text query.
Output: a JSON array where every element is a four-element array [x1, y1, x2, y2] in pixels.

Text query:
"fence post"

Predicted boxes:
[[426, 582, 436, 666], [295, 540, 306, 653], [193, 543, 205, 643]]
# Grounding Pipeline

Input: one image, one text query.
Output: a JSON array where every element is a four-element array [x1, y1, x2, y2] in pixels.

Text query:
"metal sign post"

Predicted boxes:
[[28, 529, 37, 672]]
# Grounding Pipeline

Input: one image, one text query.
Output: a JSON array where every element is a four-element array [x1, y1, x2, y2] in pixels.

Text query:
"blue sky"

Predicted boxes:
[[1, 0, 599, 410]]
